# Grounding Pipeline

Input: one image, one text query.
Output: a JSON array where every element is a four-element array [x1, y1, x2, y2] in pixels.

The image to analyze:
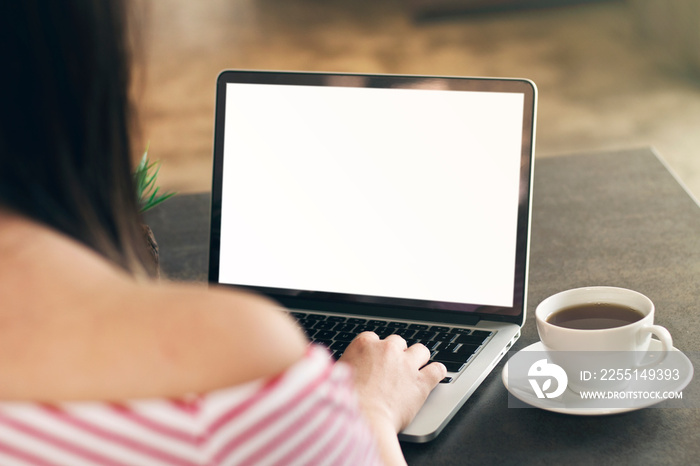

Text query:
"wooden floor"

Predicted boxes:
[[136, 0, 700, 198]]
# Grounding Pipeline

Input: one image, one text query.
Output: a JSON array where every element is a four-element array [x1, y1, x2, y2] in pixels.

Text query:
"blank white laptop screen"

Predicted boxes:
[[218, 82, 524, 309]]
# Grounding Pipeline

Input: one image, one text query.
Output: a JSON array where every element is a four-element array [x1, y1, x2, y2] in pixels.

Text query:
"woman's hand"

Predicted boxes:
[[339, 332, 446, 465], [339, 332, 446, 434]]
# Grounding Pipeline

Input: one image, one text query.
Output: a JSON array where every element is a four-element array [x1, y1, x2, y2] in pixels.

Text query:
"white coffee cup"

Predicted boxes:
[[535, 286, 673, 393]]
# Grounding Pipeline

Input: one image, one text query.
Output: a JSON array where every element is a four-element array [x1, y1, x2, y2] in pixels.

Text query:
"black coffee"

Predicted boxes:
[[546, 303, 645, 330]]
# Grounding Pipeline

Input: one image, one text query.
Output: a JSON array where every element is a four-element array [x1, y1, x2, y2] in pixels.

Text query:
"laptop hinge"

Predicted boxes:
[[276, 296, 481, 326]]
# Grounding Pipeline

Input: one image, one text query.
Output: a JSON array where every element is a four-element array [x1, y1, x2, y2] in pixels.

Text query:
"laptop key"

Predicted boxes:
[[414, 331, 436, 340], [455, 344, 481, 355], [368, 320, 388, 327], [430, 325, 450, 332], [438, 342, 477, 353], [334, 323, 357, 333], [330, 340, 351, 352], [439, 342, 460, 353], [421, 340, 441, 351], [393, 328, 416, 339], [314, 330, 337, 340], [458, 341, 481, 352], [326, 316, 346, 322], [313, 321, 337, 330], [335, 332, 356, 342], [347, 318, 367, 324], [450, 328, 473, 334], [305, 314, 326, 321], [385, 322, 408, 328], [454, 334, 489, 345], [355, 324, 377, 334], [408, 323, 430, 330], [434, 332, 456, 342], [433, 350, 472, 363]]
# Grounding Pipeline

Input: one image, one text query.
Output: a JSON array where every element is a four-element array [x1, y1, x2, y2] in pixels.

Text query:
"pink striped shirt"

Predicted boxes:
[[0, 345, 381, 466]]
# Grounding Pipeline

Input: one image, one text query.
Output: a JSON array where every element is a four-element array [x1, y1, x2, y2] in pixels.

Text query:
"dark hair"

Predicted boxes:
[[0, 1, 154, 276]]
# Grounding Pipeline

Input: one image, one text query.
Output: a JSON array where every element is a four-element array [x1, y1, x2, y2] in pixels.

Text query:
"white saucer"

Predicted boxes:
[[502, 340, 694, 415]]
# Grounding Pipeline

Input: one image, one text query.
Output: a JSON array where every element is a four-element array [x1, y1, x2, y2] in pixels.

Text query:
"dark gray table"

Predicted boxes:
[[146, 147, 700, 465]]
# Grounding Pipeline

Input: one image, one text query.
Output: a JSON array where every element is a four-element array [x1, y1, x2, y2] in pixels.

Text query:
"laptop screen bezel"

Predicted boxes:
[[209, 70, 536, 326]]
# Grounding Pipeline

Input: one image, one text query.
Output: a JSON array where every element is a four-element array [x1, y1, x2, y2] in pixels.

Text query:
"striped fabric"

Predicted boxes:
[[0, 345, 381, 466]]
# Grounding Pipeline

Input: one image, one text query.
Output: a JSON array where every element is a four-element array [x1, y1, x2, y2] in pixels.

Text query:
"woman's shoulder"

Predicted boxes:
[[0, 278, 308, 402], [137, 281, 310, 395], [0, 214, 308, 401]]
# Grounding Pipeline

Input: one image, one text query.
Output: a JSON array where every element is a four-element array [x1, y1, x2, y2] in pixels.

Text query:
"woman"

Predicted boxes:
[[0, 2, 445, 465]]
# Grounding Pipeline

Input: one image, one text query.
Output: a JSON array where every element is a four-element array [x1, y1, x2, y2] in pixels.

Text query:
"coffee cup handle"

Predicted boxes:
[[637, 325, 673, 368]]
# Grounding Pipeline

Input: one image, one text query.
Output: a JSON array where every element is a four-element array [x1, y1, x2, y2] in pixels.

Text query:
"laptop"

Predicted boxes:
[[208, 70, 537, 442]]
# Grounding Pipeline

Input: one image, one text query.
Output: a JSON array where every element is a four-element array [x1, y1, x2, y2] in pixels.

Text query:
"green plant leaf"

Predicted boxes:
[[134, 145, 176, 213]]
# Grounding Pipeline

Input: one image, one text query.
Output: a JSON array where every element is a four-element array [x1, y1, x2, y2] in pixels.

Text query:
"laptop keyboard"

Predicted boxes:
[[291, 311, 494, 383]]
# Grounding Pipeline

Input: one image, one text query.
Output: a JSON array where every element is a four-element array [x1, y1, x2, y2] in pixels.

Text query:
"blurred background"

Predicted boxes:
[[135, 0, 700, 198]]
